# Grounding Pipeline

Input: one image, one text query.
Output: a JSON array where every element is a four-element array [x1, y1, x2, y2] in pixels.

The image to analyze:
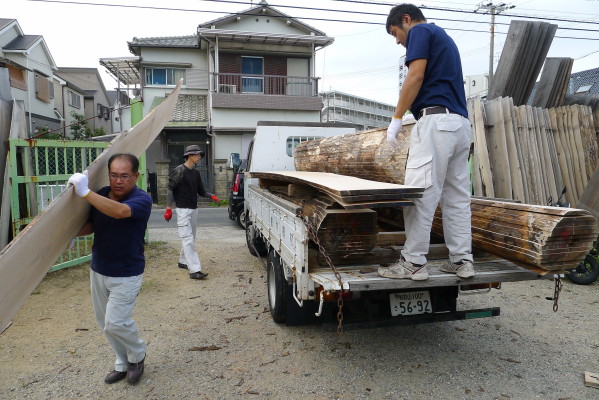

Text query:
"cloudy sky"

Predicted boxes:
[[4, 0, 599, 105]]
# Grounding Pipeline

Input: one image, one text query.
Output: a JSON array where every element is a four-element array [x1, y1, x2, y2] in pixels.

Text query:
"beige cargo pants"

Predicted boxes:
[[401, 112, 474, 266]]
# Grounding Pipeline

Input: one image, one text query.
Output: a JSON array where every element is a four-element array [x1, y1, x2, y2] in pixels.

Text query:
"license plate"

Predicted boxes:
[[390, 291, 433, 316]]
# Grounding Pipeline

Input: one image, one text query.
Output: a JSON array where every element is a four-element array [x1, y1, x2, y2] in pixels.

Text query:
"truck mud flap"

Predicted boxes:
[[320, 307, 501, 331]]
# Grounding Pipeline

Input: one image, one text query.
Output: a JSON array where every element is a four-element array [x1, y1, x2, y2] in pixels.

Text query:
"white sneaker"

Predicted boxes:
[[378, 258, 429, 281], [441, 259, 475, 279]]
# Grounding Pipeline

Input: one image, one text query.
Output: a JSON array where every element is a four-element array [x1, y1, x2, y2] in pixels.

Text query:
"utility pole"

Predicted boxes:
[[476, 2, 515, 87]]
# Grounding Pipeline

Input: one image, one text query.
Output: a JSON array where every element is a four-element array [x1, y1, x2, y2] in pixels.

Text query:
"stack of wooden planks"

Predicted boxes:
[[250, 171, 422, 209], [487, 20, 558, 105], [530, 58, 574, 109], [250, 171, 424, 259], [469, 96, 598, 206], [432, 198, 599, 273]]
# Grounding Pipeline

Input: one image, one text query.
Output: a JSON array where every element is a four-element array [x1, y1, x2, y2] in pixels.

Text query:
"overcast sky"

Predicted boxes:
[[3, 0, 599, 105]]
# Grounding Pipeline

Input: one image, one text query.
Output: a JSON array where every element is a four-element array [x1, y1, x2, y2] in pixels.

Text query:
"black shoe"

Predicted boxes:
[[178, 263, 188, 269], [104, 370, 127, 384], [189, 271, 208, 280], [126, 357, 145, 385]]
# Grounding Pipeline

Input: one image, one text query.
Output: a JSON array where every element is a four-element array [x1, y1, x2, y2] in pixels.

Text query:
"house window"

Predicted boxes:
[[68, 90, 81, 108], [286, 136, 323, 157], [575, 84, 592, 94], [145, 68, 186, 85], [241, 57, 263, 93]]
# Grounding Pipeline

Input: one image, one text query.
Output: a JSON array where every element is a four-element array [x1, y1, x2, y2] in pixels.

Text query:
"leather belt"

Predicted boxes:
[[419, 106, 454, 118]]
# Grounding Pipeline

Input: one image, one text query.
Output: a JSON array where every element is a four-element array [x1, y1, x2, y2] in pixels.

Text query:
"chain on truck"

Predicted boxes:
[[242, 122, 561, 332]]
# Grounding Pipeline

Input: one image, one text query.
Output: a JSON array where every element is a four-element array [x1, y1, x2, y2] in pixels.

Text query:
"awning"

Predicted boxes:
[[99, 57, 141, 86]]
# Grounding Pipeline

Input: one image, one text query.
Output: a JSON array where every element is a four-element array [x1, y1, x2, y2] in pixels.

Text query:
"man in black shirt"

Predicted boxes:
[[164, 145, 219, 279]]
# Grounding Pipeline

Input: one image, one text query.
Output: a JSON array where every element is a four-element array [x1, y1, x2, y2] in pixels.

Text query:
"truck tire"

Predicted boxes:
[[245, 216, 267, 257], [268, 249, 287, 323], [566, 253, 599, 285]]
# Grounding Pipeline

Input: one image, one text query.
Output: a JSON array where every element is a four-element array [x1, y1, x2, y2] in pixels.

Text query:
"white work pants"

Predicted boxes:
[[401, 113, 473, 265], [176, 208, 202, 273], [90, 270, 146, 372]]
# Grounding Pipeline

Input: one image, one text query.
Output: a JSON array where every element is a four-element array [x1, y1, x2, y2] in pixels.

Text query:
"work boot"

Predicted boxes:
[[441, 259, 475, 279], [189, 271, 208, 280], [378, 257, 429, 281], [104, 370, 127, 384], [178, 262, 188, 269], [126, 357, 145, 385]]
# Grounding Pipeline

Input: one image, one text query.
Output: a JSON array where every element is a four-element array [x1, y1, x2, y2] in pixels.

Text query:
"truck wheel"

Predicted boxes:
[[236, 208, 246, 230], [566, 254, 599, 285], [245, 217, 267, 257], [268, 249, 287, 323]]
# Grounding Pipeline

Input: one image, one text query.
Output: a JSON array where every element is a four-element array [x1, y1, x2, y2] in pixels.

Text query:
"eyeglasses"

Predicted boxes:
[[109, 174, 135, 181]]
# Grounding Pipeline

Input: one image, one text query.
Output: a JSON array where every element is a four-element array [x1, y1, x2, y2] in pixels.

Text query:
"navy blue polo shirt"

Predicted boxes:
[[405, 23, 468, 119], [90, 186, 152, 277]]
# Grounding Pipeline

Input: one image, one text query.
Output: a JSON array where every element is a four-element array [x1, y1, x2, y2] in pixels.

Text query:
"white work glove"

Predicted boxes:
[[386, 117, 403, 148], [68, 170, 91, 198]]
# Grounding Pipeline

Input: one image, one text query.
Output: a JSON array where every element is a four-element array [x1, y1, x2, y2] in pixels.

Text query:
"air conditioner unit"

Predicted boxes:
[[219, 84, 237, 93]]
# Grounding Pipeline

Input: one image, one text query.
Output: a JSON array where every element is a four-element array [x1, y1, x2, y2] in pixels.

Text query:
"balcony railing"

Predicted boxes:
[[211, 73, 319, 97]]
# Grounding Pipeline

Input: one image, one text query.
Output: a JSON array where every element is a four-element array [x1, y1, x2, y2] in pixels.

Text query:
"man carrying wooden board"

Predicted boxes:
[[379, 4, 474, 281], [68, 154, 152, 385]]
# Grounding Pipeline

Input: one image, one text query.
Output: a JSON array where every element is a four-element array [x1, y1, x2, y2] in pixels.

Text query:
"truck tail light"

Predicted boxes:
[[232, 174, 241, 195]]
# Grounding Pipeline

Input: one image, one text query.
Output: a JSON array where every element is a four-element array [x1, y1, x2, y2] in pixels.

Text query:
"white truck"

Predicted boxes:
[[244, 121, 544, 328]]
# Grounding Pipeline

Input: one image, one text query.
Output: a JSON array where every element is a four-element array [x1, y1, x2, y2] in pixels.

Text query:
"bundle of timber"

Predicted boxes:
[[432, 198, 599, 273], [293, 124, 413, 185], [487, 20, 557, 105], [469, 96, 598, 206], [249, 171, 424, 260], [530, 57, 573, 109]]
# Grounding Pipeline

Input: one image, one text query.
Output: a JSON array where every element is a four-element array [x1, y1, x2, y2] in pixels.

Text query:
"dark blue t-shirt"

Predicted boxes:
[[90, 186, 152, 277], [405, 23, 468, 119]]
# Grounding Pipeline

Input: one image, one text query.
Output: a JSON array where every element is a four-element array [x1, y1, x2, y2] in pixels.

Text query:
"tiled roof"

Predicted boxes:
[[172, 94, 208, 122], [128, 35, 198, 48], [569, 67, 599, 96], [0, 18, 16, 31], [4, 35, 41, 51]]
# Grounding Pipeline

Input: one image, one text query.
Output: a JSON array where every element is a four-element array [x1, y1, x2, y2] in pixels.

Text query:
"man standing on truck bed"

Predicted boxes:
[[378, 3, 475, 281], [164, 145, 219, 280]]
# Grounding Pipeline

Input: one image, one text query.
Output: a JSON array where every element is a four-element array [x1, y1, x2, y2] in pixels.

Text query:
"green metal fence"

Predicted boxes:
[[7, 138, 146, 272]]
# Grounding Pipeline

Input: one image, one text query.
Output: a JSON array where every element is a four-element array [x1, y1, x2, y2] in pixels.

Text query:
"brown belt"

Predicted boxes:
[[419, 106, 455, 118]]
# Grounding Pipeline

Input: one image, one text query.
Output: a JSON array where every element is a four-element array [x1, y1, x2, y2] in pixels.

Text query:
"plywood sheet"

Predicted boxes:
[[0, 80, 182, 333]]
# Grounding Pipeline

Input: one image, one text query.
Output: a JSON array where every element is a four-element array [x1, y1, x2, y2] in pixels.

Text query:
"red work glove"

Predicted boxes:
[[163, 208, 172, 221], [210, 194, 220, 204]]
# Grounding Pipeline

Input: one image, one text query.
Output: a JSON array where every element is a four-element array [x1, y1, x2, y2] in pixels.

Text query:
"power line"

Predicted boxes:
[[25, 0, 599, 37]]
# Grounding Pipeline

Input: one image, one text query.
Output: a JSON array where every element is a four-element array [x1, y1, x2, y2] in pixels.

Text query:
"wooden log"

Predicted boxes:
[[429, 198, 599, 272], [293, 125, 413, 185]]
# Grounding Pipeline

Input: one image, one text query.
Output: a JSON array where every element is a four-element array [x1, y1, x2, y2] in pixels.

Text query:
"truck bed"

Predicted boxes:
[[310, 257, 541, 292]]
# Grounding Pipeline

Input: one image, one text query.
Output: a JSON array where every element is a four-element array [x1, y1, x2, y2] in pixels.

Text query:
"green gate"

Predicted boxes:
[[7, 138, 146, 272]]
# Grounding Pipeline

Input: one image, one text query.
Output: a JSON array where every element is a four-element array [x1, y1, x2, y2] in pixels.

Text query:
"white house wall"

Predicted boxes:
[[142, 47, 206, 68], [214, 134, 241, 159], [217, 14, 315, 36], [211, 108, 319, 128]]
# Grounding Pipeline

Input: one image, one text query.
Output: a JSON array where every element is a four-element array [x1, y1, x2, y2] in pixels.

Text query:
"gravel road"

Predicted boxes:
[[1, 209, 598, 399]]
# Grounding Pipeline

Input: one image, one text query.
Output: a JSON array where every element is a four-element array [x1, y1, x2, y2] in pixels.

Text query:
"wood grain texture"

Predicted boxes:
[[0, 81, 183, 333]]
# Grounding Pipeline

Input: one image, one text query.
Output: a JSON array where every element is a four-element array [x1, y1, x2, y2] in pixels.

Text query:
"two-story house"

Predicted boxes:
[[55, 67, 113, 137], [0, 18, 59, 135], [53, 75, 86, 138], [117, 1, 333, 200]]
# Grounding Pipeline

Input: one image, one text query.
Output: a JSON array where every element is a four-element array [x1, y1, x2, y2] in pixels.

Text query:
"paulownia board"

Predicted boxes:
[[0, 81, 182, 333], [249, 171, 423, 197]]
